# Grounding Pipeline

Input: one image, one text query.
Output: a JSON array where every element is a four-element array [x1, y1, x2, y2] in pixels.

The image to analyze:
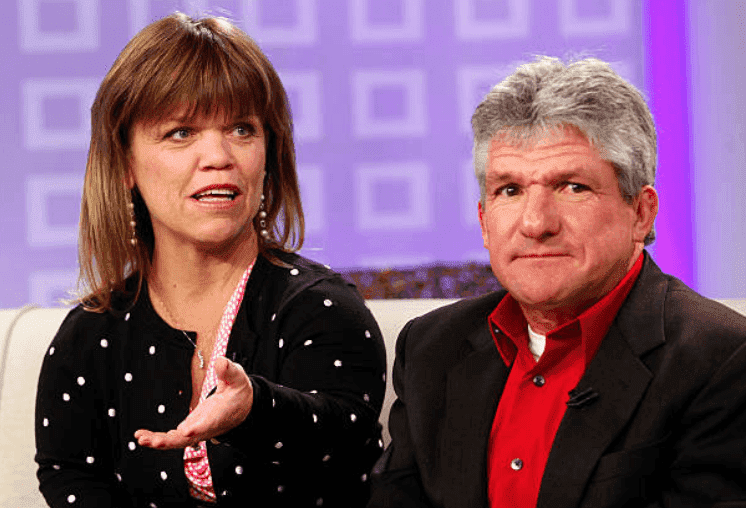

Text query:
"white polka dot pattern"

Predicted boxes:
[[35, 255, 386, 505], [184, 261, 254, 503], [290, 268, 299, 276], [67, 494, 76, 503]]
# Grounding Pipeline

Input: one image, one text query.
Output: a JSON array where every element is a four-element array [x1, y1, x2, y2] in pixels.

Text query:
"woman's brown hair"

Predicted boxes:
[[78, 13, 303, 311]]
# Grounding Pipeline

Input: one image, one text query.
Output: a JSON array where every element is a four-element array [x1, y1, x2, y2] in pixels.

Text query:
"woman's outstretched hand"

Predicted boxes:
[[134, 357, 253, 449]]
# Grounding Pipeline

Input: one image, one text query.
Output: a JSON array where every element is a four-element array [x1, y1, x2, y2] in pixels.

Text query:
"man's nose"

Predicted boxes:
[[519, 186, 560, 240]]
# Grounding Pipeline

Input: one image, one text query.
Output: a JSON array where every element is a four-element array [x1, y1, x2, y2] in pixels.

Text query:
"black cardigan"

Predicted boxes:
[[36, 251, 387, 507]]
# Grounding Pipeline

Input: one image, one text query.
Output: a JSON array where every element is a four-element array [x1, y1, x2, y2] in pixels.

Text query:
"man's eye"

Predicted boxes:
[[497, 185, 520, 197], [565, 182, 589, 193]]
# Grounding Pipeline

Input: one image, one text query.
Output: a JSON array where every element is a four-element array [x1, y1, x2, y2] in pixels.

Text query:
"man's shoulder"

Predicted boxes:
[[398, 291, 506, 361], [663, 277, 746, 337], [410, 291, 506, 329], [627, 261, 746, 362]]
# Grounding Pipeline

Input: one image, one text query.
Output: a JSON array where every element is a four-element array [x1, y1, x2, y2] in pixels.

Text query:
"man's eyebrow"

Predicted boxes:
[[485, 171, 518, 184], [485, 167, 597, 187]]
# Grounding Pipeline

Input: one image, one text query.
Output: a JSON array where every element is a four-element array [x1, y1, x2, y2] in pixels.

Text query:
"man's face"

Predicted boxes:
[[479, 127, 655, 317]]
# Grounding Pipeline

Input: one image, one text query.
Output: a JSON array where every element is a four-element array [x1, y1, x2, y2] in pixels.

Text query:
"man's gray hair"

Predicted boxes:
[[472, 56, 657, 244]]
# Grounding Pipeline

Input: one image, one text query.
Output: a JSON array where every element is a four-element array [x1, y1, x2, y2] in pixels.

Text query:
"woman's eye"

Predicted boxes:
[[167, 128, 191, 140], [233, 123, 256, 137]]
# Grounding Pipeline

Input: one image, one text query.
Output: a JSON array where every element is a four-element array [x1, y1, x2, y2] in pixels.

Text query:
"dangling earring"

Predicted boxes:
[[258, 194, 269, 239], [128, 193, 137, 247]]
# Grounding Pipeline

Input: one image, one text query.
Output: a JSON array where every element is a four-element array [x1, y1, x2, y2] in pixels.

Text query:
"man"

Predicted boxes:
[[368, 57, 746, 508]]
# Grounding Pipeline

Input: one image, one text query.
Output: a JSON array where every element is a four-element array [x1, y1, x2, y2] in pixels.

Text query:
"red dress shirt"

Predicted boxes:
[[487, 254, 643, 508]]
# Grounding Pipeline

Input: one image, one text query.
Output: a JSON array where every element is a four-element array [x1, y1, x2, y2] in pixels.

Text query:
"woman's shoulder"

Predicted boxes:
[[257, 250, 363, 309], [52, 284, 138, 349]]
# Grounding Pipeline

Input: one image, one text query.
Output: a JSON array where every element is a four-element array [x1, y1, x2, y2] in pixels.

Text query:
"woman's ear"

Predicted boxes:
[[124, 166, 135, 190]]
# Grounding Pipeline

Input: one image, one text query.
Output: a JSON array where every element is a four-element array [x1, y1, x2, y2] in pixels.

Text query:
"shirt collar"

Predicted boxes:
[[489, 252, 644, 367]]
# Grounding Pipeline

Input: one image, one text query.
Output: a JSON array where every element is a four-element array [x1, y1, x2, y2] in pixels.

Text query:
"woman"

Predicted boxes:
[[35, 13, 386, 508]]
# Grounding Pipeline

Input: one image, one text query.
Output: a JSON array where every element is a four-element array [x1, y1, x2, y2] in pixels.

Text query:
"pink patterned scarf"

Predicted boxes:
[[184, 261, 255, 502]]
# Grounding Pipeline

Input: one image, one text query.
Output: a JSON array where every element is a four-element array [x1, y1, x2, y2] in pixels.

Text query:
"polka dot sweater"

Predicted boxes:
[[35, 251, 387, 507]]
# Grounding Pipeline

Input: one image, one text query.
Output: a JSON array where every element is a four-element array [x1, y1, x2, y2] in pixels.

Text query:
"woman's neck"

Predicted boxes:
[[147, 236, 258, 325]]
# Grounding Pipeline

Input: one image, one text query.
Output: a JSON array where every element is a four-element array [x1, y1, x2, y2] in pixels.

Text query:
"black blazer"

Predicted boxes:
[[369, 254, 746, 508]]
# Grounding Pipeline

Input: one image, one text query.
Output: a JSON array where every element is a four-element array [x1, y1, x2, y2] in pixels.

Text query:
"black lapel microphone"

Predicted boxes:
[[566, 387, 599, 408]]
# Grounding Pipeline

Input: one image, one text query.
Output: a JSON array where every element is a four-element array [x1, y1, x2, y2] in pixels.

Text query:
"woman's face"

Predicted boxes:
[[126, 109, 266, 255]]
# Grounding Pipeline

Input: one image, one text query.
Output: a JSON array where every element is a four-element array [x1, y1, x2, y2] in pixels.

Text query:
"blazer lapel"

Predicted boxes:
[[537, 254, 668, 508], [440, 325, 508, 508], [537, 326, 653, 508]]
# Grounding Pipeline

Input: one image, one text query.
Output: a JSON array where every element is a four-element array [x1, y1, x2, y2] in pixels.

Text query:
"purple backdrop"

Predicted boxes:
[[2, 1, 664, 307]]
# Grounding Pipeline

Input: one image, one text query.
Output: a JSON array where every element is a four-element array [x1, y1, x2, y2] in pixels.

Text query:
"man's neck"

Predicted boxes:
[[520, 246, 644, 335]]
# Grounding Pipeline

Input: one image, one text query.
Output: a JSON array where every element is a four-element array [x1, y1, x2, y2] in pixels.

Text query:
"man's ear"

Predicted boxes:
[[632, 185, 658, 243], [478, 201, 489, 248]]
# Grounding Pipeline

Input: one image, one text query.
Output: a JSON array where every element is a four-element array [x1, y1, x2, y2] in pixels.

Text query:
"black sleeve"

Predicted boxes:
[[35, 308, 127, 508], [218, 278, 387, 506], [661, 337, 746, 506], [367, 320, 435, 508]]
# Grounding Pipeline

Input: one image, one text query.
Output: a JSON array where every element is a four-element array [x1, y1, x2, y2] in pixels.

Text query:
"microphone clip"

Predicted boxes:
[[566, 387, 598, 408]]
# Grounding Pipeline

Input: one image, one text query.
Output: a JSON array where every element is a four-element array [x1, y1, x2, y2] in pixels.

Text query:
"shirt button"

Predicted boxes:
[[510, 458, 524, 471], [532, 375, 545, 387]]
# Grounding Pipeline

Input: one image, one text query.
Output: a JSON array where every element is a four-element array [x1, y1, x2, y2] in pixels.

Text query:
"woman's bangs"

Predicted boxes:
[[134, 35, 267, 125]]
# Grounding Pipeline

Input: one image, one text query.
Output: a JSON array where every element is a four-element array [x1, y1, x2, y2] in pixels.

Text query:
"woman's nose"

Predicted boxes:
[[198, 131, 233, 170]]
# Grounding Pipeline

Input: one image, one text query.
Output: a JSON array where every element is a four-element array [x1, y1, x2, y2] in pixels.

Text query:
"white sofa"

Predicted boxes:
[[3, 298, 746, 507], [0, 299, 454, 507]]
